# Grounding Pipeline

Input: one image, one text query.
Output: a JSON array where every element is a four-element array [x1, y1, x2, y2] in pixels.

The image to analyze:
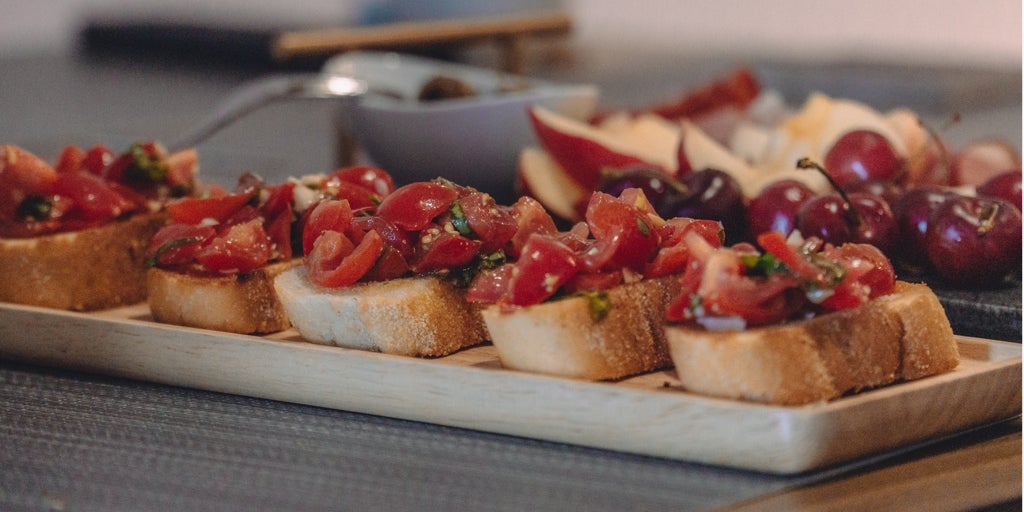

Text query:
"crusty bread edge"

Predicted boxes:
[[0, 212, 167, 311], [274, 266, 487, 357], [664, 281, 959, 405], [148, 259, 300, 334], [481, 276, 679, 381]]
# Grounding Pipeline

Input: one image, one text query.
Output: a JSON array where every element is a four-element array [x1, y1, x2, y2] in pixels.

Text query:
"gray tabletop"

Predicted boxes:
[[1, 44, 1021, 511]]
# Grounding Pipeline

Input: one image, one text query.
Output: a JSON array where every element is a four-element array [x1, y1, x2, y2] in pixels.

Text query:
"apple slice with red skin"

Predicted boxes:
[[527, 105, 679, 190], [515, 146, 590, 222], [950, 138, 1021, 187]]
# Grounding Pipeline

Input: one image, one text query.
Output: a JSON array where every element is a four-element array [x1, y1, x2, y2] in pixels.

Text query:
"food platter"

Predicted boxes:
[[1, 301, 1018, 474]]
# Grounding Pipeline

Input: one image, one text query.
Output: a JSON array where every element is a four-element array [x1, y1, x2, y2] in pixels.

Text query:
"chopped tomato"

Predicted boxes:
[[54, 145, 86, 174], [361, 245, 410, 282], [331, 165, 395, 197], [0, 145, 58, 195], [164, 148, 198, 190], [350, 215, 413, 261], [508, 196, 558, 257], [81, 144, 115, 175], [562, 269, 624, 293], [332, 181, 382, 211], [262, 182, 296, 220], [694, 250, 804, 326], [302, 199, 354, 254], [194, 219, 273, 273], [167, 192, 253, 225], [53, 172, 137, 222], [146, 223, 217, 266], [582, 191, 660, 272], [306, 229, 383, 287], [411, 230, 482, 273], [376, 181, 458, 231], [465, 265, 516, 303], [756, 231, 826, 283], [504, 234, 579, 307], [819, 243, 895, 311], [645, 218, 723, 277], [459, 191, 518, 251], [265, 208, 294, 261]]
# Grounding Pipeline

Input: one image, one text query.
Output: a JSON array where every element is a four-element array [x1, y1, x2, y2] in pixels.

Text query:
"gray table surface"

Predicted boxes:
[[0, 44, 1020, 511]]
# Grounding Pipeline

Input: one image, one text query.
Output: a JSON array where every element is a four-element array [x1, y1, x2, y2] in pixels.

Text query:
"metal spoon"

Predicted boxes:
[[168, 73, 384, 152]]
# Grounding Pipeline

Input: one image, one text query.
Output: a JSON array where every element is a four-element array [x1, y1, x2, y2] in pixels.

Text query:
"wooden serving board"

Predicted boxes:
[[0, 302, 1019, 474]]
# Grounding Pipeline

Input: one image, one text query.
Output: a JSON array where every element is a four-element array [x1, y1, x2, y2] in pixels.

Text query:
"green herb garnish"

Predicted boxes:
[[17, 196, 53, 220], [146, 236, 205, 267], [123, 143, 168, 184]]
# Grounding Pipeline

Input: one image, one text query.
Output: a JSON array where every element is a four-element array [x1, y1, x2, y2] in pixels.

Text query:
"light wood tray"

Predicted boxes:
[[1, 302, 1019, 474]]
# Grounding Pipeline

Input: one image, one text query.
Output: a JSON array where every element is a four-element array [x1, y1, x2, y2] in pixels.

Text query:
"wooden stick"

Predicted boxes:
[[271, 9, 572, 69]]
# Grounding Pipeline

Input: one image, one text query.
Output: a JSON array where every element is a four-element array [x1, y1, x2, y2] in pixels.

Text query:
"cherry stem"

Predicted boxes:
[[796, 157, 864, 228], [978, 202, 999, 237], [916, 113, 959, 184]]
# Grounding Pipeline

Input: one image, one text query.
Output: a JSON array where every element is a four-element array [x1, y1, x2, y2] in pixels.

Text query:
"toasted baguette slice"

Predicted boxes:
[[665, 281, 960, 405], [0, 212, 167, 311], [273, 266, 487, 357], [147, 259, 300, 334], [481, 276, 679, 381]]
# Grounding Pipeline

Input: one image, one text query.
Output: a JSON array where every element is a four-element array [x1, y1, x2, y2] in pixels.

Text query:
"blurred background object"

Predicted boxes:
[[0, 0, 1018, 70]]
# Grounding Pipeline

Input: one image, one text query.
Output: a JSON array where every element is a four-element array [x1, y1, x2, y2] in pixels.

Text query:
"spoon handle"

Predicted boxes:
[[169, 74, 369, 152]]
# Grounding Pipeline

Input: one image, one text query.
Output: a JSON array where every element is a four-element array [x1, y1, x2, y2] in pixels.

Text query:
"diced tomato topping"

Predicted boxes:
[[411, 230, 482, 274], [508, 196, 558, 257], [81, 144, 115, 175], [693, 250, 804, 326], [645, 218, 723, 277], [376, 181, 458, 231], [164, 148, 198, 189], [465, 265, 516, 303], [361, 245, 410, 282], [53, 172, 137, 222], [167, 192, 253, 225], [581, 191, 660, 272], [562, 269, 624, 293], [350, 215, 413, 261], [0, 145, 58, 195], [262, 182, 296, 219], [458, 191, 518, 252], [265, 208, 294, 261], [819, 243, 895, 311], [306, 229, 384, 287], [331, 165, 395, 197], [146, 223, 217, 267], [756, 231, 825, 283], [302, 199, 354, 255], [194, 218, 273, 273], [331, 181, 382, 211], [54, 145, 86, 174], [504, 234, 579, 307]]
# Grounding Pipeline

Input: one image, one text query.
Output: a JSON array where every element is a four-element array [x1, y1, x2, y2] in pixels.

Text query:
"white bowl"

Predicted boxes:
[[324, 51, 598, 201]]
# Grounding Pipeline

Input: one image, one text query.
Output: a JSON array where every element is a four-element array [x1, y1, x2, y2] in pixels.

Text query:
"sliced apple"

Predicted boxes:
[[951, 138, 1022, 186], [677, 120, 809, 197], [516, 146, 589, 221], [816, 95, 909, 159], [886, 108, 951, 185], [528, 105, 680, 190]]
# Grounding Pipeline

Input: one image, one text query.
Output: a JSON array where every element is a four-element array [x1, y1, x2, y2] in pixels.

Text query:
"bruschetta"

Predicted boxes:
[[465, 188, 723, 380], [0, 142, 197, 311], [662, 229, 959, 405], [145, 166, 395, 334], [274, 177, 561, 357]]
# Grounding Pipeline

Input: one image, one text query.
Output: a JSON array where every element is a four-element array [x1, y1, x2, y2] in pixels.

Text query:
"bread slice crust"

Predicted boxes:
[[147, 259, 300, 334], [665, 281, 960, 405], [0, 212, 167, 311], [274, 266, 487, 357], [482, 276, 680, 381]]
